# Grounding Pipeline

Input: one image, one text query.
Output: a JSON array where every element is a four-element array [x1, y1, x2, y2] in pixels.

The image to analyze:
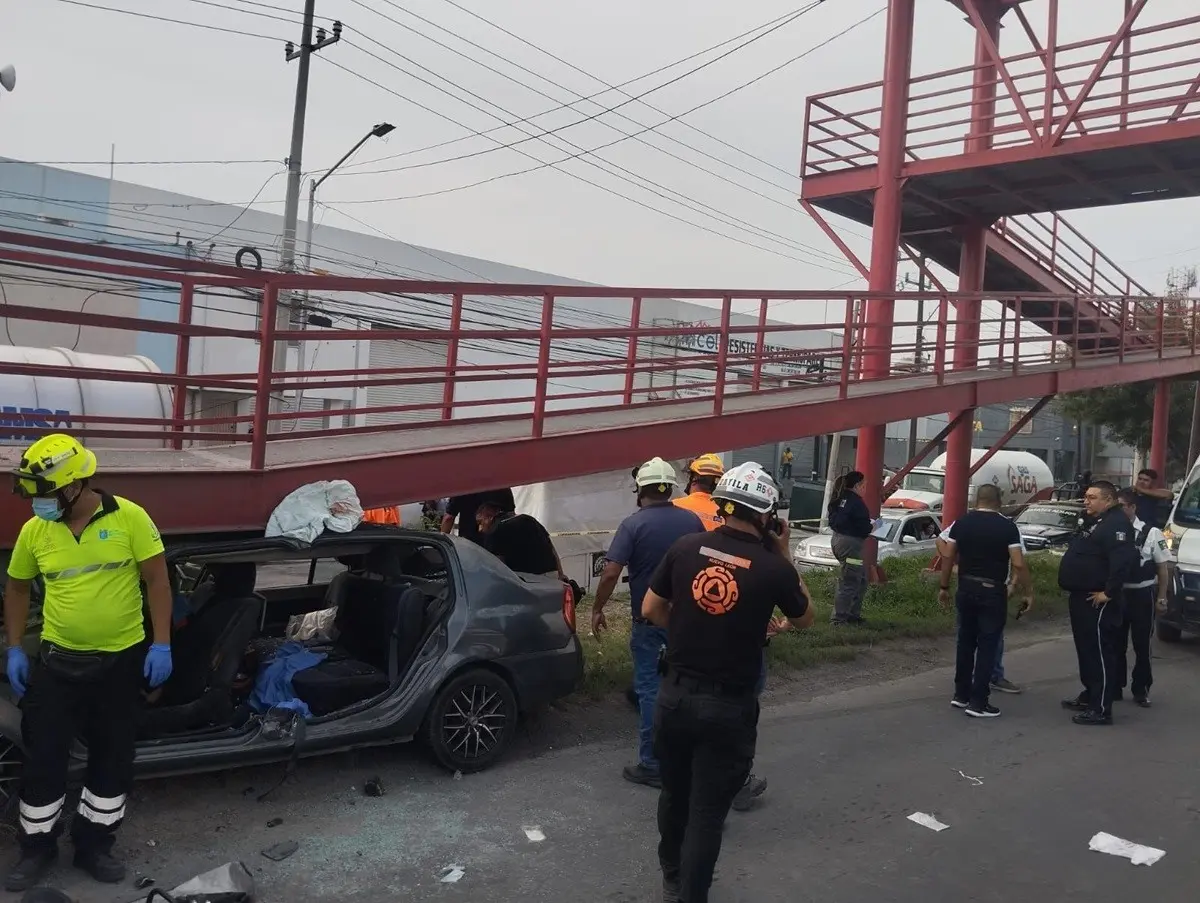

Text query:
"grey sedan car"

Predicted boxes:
[[792, 511, 942, 571], [0, 525, 583, 811]]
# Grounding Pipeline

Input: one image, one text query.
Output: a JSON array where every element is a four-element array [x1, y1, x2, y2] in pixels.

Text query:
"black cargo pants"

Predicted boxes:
[[18, 642, 143, 855], [654, 671, 757, 903]]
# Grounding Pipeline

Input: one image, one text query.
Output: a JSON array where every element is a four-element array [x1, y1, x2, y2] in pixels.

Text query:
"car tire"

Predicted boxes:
[[0, 737, 21, 828], [1156, 621, 1183, 643], [424, 668, 518, 774]]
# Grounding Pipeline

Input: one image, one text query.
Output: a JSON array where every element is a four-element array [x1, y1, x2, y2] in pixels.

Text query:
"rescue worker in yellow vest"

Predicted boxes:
[[4, 435, 173, 891], [673, 454, 726, 531]]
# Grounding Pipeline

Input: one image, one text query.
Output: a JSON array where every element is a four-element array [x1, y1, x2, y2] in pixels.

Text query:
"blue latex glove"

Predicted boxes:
[[6, 646, 28, 698], [144, 643, 173, 688]]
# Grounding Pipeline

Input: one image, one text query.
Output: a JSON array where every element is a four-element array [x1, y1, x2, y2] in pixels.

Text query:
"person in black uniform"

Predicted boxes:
[[641, 462, 814, 903], [440, 488, 515, 544], [828, 471, 875, 625], [475, 502, 564, 577], [937, 484, 1033, 718], [1059, 480, 1139, 725]]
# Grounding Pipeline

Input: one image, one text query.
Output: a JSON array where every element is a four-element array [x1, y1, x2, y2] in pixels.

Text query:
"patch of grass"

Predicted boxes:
[[576, 554, 1066, 698]]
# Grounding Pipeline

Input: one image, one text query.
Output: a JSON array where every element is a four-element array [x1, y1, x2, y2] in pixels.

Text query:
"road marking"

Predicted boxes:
[[907, 812, 949, 832], [1088, 832, 1165, 866]]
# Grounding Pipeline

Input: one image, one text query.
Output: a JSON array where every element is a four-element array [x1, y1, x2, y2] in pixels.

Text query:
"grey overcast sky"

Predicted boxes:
[[2, 0, 1200, 296]]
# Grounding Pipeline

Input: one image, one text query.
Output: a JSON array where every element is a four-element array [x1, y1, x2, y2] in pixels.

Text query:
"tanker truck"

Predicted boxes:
[[0, 345, 173, 447], [884, 449, 1054, 516]]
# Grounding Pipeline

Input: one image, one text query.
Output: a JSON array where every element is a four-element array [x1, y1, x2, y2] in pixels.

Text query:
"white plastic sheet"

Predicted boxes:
[[265, 480, 364, 545], [1088, 832, 1166, 866]]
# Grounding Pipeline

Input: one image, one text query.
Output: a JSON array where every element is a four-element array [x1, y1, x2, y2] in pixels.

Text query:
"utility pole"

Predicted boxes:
[[272, 2, 341, 428], [899, 255, 929, 462]]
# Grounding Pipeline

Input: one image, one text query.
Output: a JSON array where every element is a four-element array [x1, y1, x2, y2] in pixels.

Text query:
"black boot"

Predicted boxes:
[[73, 848, 126, 884], [4, 847, 57, 892]]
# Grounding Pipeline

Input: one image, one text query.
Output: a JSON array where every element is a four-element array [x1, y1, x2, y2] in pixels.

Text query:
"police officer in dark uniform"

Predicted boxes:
[[641, 462, 814, 903], [1058, 480, 1139, 725]]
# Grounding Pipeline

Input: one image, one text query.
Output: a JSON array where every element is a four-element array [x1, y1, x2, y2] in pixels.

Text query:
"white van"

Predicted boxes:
[[1160, 466, 1200, 641]]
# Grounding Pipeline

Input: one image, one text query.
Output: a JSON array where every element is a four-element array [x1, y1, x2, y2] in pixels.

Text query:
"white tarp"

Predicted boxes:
[[266, 479, 364, 545], [513, 459, 693, 586]]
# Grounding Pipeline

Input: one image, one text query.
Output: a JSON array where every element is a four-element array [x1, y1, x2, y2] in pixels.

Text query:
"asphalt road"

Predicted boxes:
[[33, 631, 1200, 903]]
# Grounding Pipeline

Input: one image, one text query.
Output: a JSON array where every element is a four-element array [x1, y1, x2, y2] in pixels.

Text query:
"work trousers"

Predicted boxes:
[[831, 534, 867, 623], [953, 581, 1007, 706], [18, 643, 143, 856], [1118, 586, 1155, 697], [655, 674, 757, 903], [631, 620, 668, 771], [1068, 591, 1123, 717]]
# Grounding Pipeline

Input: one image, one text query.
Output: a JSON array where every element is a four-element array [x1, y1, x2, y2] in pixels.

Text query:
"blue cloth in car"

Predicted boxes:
[[249, 641, 327, 719]]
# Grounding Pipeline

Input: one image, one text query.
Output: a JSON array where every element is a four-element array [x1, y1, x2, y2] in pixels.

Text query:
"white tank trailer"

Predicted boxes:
[[0, 345, 173, 447], [885, 448, 1055, 515]]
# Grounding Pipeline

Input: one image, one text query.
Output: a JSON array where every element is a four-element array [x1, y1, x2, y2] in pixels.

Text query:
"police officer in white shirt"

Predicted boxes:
[[1116, 488, 1172, 707]]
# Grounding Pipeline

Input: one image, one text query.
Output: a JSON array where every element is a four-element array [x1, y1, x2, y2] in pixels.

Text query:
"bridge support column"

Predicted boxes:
[[853, 0, 915, 546], [941, 0, 1001, 528], [1150, 378, 1170, 477]]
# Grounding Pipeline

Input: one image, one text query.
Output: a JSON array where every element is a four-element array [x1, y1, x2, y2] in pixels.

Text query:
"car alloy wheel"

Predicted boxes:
[[0, 738, 21, 825], [425, 668, 517, 774]]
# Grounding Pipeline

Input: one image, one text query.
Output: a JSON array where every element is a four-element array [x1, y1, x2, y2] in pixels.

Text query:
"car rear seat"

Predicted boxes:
[[291, 575, 429, 716]]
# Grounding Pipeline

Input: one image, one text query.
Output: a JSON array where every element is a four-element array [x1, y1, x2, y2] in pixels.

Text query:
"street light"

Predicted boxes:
[[303, 122, 395, 276], [289, 123, 394, 426]]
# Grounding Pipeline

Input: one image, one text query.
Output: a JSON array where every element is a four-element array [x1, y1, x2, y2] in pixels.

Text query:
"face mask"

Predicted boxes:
[[32, 497, 63, 522]]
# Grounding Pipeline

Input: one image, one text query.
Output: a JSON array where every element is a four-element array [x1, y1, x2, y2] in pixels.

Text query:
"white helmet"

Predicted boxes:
[[635, 456, 678, 490], [712, 462, 780, 515]]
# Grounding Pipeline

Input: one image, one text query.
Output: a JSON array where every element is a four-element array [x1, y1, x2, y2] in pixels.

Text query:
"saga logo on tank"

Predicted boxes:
[[1008, 464, 1039, 495]]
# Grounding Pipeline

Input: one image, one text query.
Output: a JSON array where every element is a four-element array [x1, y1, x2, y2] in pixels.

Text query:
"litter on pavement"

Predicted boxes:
[[955, 769, 984, 786], [261, 840, 300, 862], [150, 860, 256, 902], [907, 812, 950, 832], [440, 865, 466, 883], [1088, 832, 1166, 866], [523, 826, 546, 842]]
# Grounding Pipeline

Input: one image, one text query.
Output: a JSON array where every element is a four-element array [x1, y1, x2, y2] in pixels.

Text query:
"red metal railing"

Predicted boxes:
[[0, 231, 1195, 472], [802, 12, 1200, 175]]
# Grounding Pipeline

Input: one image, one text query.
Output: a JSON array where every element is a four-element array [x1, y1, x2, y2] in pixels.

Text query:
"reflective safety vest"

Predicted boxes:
[[673, 491, 723, 531], [362, 506, 400, 526]]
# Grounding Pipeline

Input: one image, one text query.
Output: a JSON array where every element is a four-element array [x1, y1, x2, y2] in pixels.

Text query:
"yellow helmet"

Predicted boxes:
[[11, 434, 97, 498], [687, 453, 725, 478]]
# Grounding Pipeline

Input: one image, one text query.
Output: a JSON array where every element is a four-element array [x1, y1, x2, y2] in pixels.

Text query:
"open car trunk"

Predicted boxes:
[[140, 529, 454, 741]]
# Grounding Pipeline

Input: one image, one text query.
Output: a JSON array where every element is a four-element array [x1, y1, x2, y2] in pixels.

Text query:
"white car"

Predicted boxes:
[[792, 511, 942, 571]]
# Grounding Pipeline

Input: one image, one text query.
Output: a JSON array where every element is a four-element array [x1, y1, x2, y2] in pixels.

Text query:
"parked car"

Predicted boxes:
[[0, 526, 583, 815], [1014, 501, 1084, 551], [792, 511, 941, 571]]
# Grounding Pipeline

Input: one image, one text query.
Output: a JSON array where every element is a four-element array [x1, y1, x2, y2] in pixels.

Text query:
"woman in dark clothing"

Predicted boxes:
[[828, 471, 875, 624]]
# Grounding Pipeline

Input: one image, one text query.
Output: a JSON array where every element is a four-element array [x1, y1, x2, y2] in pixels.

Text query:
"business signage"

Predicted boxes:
[[660, 321, 839, 377]]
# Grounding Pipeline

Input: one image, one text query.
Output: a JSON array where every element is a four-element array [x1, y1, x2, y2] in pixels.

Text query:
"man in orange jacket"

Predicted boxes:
[[672, 454, 725, 531]]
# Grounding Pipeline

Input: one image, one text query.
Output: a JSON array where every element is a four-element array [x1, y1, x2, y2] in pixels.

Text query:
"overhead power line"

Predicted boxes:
[[343, 3, 819, 173], [320, 52, 855, 273], [431, 0, 811, 182], [49, 0, 285, 41], [1, 157, 281, 167], [339, 1, 820, 177]]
